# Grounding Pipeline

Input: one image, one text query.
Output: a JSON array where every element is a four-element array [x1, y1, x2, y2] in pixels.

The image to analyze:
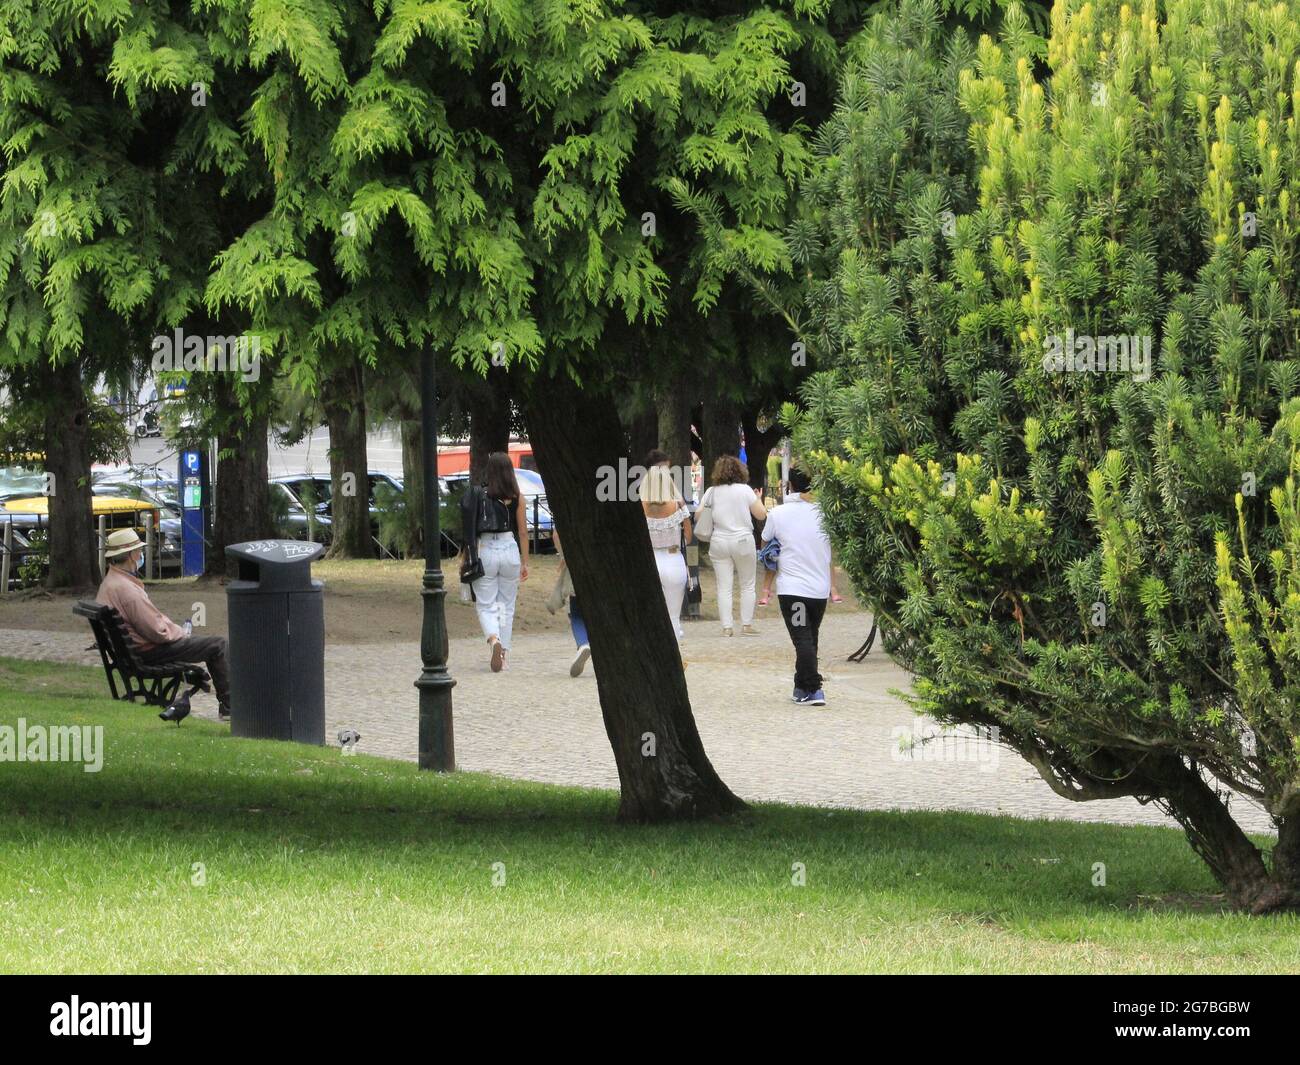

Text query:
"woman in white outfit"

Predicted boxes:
[[642, 464, 692, 647], [462, 452, 529, 672], [700, 454, 767, 636]]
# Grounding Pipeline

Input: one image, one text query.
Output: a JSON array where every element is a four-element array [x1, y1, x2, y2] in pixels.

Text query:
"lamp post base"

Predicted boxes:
[[416, 677, 455, 770], [416, 577, 455, 771]]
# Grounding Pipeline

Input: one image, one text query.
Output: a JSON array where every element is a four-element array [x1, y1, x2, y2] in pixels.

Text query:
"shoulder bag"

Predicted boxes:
[[693, 486, 715, 541]]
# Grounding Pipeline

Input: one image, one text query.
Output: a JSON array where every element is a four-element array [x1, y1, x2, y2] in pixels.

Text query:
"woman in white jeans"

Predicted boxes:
[[700, 455, 767, 636], [463, 452, 529, 672], [642, 464, 692, 649]]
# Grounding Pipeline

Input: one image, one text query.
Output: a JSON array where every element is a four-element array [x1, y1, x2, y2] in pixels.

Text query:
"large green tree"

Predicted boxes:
[[0, 1, 190, 588], [0, 0, 292, 582], [767, 0, 1300, 910], [243, 0, 857, 819]]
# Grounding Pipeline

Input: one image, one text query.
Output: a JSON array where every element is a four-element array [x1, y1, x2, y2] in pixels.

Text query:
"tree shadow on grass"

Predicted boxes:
[[2, 661, 1285, 928], [0, 709, 1257, 928]]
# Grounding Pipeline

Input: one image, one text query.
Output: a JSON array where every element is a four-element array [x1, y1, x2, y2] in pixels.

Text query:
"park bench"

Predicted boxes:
[[73, 600, 209, 708]]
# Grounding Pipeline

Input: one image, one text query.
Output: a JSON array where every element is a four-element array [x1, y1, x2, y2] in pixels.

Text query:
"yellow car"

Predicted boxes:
[[2, 494, 163, 539]]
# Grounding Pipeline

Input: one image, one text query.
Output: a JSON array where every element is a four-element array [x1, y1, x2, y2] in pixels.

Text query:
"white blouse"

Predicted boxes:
[[704, 482, 759, 538], [646, 507, 687, 550]]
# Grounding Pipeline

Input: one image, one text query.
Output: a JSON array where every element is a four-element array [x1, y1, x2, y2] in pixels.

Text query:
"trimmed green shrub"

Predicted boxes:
[[791, 0, 1300, 910]]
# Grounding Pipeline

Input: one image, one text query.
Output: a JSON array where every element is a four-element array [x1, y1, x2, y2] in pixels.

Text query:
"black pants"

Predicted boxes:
[[778, 595, 827, 693], [139, 635, 231, 707]]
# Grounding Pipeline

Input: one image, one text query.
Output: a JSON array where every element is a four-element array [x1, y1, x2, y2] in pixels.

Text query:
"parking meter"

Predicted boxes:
[[179, 447, 209, 576]]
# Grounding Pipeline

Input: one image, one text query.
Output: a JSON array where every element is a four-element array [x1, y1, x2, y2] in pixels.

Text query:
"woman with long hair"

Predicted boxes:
[[641, 463, 692, 648], [463, 451, 530, 672], [701, 454, 767, 635]]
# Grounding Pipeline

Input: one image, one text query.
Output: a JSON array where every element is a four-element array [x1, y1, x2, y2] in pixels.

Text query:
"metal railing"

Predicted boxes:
[[0, 517, 41, 594], [529, 495, 547, 553]]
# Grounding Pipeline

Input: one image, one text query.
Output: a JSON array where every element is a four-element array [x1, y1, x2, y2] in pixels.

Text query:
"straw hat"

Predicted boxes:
[[104, 528, 145, 559]]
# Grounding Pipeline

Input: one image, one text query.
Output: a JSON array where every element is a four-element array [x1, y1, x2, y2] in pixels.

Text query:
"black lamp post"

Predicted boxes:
[[415, 348, 455, 770]]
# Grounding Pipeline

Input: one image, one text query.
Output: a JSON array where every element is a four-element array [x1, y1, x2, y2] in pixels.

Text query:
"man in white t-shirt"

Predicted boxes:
[[760, 466, 832, 705]]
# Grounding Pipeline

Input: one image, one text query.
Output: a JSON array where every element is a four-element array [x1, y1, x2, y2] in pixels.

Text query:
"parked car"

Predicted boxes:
[[273, 473, 404, 512], [0, 495, 168, 579], [369, 474, 462, 556], [91, 482, 183, 575], [0, 463, 47, 503], [1, 462, 178, 579], [93, 464, 176, 504], [269, 472, 408, 547], [269, 477, 333, 543]]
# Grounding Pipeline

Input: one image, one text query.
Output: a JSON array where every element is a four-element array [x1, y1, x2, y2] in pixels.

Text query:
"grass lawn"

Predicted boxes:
[[2, 656, 1298, 974]]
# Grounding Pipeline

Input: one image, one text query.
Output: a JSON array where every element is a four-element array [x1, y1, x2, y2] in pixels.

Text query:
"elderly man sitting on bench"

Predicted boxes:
[[96, 529, 232, 721]]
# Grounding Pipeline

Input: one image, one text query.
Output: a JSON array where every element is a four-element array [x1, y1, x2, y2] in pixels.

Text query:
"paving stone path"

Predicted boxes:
[[1, 616, 1272, 834]]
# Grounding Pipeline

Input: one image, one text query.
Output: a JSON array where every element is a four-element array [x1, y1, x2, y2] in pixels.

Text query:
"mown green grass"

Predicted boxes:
[[1, 656, 1297, 973]]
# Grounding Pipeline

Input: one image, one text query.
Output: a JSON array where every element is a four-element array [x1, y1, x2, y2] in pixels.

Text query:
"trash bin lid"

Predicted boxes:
[[226, 539, 325, 589]]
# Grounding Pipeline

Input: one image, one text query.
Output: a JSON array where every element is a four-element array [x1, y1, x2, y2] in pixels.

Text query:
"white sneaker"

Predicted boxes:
[[570, 644, 591, 677]]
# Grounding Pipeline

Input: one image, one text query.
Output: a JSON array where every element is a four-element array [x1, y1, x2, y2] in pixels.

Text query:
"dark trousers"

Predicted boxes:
[[778, 594, 827, 693], [139, 635, 231, 707]]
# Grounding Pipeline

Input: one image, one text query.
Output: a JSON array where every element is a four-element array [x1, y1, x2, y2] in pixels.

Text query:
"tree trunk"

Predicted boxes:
[[323, 361, 373, 559], [1263, 816, 1300, 913], [624, 404, 658, 466], [467, 373, 511, 484], [741, 410, 784, 495], [701, 395, 740, 488], [41, 359, 99, 591], [400, 417, 424, 557], [208, 401, 273, 577], [1149, 755, 1292, 912], [1018, 735, 1299, 913], [657, 378, 693, 472], [523, 375, 745, 821]]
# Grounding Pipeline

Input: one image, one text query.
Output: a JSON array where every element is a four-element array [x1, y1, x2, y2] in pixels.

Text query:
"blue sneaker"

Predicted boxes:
[[797, 689, 827, 706], [792, 687, 807, 703]]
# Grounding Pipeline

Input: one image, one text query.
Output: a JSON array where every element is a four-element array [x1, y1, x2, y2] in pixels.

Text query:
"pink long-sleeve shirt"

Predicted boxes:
[[96, 565, 185, 651]]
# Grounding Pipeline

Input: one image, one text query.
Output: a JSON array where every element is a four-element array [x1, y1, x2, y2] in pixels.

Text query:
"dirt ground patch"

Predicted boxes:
[[0, 553, 860, 645]]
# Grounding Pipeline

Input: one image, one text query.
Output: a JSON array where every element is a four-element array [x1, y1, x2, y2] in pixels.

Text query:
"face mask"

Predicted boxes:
[[135, 553, 144, 572]]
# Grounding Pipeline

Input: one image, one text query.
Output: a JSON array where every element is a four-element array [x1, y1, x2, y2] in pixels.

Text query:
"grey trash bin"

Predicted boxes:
[[225, 539, 325, 744]]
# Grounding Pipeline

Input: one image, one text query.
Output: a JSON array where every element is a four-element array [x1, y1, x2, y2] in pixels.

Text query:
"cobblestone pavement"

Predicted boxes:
[[1, 616, 1273, 834]]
